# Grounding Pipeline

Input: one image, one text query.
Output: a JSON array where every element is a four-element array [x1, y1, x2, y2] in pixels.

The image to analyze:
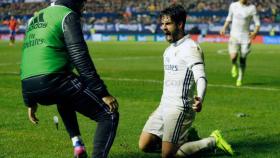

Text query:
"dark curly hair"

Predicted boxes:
[[160, 4, 187, 28]]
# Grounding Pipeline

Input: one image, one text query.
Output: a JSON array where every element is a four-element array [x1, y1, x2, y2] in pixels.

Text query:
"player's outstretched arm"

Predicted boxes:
[[220, 21, 230, 35], [250, 25, 260, 40], [221, 3, 233, 36], [250, 5, 261, 40], [186, 42, 207, 112], [192, 64, 207, 112]]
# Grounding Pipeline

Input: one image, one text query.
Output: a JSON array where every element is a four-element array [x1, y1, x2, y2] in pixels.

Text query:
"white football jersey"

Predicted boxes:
[[226, 1, 260, 42], [160, 35, 204, 111]]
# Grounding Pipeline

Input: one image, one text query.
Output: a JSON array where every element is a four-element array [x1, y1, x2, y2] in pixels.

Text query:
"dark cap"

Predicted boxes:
[[55, 0, 86, 15]]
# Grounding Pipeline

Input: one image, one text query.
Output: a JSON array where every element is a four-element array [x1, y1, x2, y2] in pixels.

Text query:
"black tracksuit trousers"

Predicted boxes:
[[22, 73, 119, 158]]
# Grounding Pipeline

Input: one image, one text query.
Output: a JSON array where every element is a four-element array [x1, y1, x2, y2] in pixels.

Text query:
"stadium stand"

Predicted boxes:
[[1, 0, 279, 21], [0, 0, 279, 39]]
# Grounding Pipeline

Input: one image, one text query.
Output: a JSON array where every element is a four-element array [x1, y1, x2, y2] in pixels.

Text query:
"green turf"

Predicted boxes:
[[0, 40, 279, 158]]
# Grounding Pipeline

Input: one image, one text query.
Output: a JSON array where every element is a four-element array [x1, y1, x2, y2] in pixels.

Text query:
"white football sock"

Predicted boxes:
[[238, 66, 244, 80], [71, 136, 84, 147], [176, 137, 215, 157]]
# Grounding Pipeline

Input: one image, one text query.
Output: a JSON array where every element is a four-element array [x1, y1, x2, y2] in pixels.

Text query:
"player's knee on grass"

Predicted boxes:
[[138, 140, 150, 152], [162, 141, 178, 158], [138, 135, 154, 152], [139, 132, 161, 152]]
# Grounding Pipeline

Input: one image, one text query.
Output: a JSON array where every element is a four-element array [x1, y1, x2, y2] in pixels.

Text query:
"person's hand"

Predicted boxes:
[[192, 96, 202, 112], [249, 31, 257, 40], [220, 27, 226, 36], [28, 105, 39, 124], [102, 96, 119, 112]]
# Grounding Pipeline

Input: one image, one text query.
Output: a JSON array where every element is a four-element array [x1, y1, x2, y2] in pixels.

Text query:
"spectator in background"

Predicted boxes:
[[123, 3, 132, 23], [0, 0, 279, 27]]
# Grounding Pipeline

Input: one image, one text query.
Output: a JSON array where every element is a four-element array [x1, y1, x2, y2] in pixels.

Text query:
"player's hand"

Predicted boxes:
[[220, 28, 226, 36], [28, 105, 39, 124], [192, 96, 202, 112], [102, 96, 119, 112], [249, 32, 257, 40]]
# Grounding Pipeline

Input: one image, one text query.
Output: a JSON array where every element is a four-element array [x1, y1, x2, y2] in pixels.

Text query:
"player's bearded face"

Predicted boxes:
[[161, 15, 180, 43]]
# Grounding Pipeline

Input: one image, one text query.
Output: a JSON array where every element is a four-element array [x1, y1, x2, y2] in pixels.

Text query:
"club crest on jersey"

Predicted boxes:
[[165, 57, 170, 63], [174, 50, 179, 56]]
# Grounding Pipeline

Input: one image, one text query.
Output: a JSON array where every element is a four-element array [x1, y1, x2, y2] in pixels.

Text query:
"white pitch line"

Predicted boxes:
[[0, 56, 159, 67], [0, 62, 20, 66], [217, 49, 278, 55], [1, 73, 278, 91], [103, 77, 280, 91], [94, 56, 159, 61], [217, 49, 228, 55], [0, 72, 19, 75], [207, 83, 280, 91], [104, 77, 162, 84]]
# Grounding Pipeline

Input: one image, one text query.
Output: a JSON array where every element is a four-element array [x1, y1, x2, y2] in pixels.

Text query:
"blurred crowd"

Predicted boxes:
[[0, 2, 48, 16], [0, 0, 280, 25]]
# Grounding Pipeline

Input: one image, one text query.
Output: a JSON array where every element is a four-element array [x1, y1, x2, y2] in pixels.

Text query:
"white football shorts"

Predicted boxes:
[[228, 36, 251, 58], [142, 104, 195, 145]]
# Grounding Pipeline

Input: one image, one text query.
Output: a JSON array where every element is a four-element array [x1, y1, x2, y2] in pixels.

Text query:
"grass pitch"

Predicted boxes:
[[0, 40, 279, 158]]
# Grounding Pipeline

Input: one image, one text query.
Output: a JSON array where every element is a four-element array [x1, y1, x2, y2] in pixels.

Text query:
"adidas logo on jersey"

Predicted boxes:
[[27, 13, 47, 32]]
